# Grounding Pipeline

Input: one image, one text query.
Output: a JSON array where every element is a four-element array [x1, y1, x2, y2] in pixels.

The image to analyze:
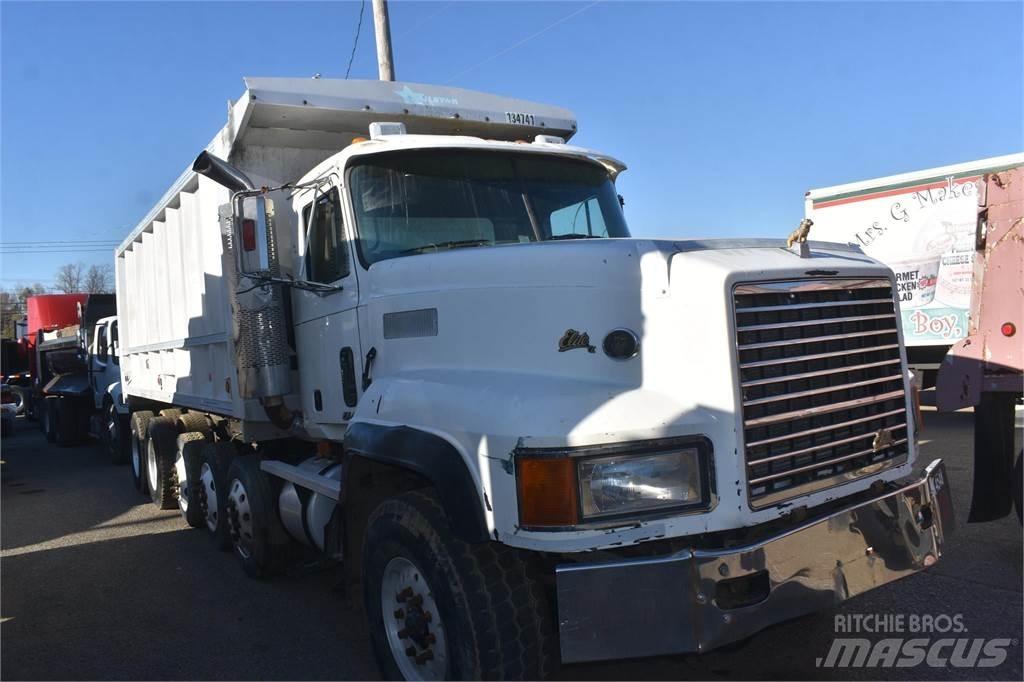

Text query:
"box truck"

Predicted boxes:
[[936, 165, 1023, 523], [804, 153, 1024, 383], [116, 77, 951, 679]]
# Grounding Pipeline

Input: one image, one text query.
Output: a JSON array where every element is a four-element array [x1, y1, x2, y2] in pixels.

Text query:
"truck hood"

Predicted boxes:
[[361, 237, 886, 443]]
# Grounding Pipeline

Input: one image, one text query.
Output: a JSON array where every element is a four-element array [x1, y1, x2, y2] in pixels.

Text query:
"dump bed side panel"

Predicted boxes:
[[117, 174, 239, 415]]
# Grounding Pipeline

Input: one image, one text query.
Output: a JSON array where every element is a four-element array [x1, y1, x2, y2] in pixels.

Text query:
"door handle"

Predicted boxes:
[[362, 347, 377, 391]]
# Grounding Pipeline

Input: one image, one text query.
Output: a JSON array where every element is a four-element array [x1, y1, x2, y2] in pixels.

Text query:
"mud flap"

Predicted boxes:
[[969, 392, 1016, 522]]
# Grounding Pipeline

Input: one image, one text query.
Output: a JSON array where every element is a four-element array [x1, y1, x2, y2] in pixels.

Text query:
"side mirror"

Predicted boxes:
[[237, 195, 274, 275]]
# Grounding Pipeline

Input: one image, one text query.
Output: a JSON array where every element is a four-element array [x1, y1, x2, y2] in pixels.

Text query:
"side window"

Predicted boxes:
[[303, 189, 350, 283], [110, 321, 119, 366], [96, 325, 108, 361], [549, 197, 608, 238]]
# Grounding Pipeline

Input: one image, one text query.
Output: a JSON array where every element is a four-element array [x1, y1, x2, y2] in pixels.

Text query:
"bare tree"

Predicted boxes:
[[54, 262, 85, 293], [0, 283, 45, 338], [84, 264, 113, 294]]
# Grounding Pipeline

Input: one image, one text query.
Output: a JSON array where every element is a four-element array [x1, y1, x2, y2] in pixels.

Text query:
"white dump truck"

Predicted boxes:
[[116, 77, 952, 680]]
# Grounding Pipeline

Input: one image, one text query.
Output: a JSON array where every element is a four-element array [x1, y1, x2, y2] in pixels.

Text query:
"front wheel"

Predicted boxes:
[[106, 402, 130, 465], [363, 490, 557, 681], [129, 411, 155, 493]]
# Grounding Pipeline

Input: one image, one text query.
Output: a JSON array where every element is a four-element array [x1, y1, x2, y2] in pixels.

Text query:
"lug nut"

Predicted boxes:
[[426, 633, 436, 644], [398, 627, 411, 639], [405, 646, 416, 657], [423, 610, 432, 623], [408, 594, 423, 607], [394, 609, 404, 620], [396, 587, 413, 602], [415, 650, 434, 664]]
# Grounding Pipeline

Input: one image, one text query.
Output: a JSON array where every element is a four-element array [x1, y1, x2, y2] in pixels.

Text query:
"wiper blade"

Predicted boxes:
[[400, 239, 492, 255], [547, 233, 598, 241]]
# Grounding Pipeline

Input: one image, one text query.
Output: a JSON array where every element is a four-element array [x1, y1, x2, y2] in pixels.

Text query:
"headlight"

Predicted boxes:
[[578, 449, 702, 519], [516, 438, 712, 528]]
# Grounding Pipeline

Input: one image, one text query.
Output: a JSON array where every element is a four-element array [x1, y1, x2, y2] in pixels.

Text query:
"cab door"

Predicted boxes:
[[291, 181, 363, 427]]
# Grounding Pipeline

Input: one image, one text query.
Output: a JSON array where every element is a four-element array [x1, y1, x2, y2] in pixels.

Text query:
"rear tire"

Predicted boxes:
[[225, 456, 288, 578], [175, 433, 208, 528], [363, 490, 557, 681], [43, 397, 58, 443], [176, 411, 212, 438], [146, 416, 179, 509], [198, 441, 235, 550], [54, 398, 79, 447], [1014, 451, 1022, 525], [10, 386, 26, 415], [129, 411, 155, 493]]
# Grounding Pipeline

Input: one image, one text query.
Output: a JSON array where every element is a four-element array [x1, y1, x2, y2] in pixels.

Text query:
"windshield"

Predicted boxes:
[[348, 149, 630, 266]]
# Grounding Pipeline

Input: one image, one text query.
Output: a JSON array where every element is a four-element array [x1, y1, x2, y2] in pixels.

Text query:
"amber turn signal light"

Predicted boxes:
[[516, 457, 579, 527]]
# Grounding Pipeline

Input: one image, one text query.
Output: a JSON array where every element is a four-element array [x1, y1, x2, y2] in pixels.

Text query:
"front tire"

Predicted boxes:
[[146, 416, 179, 509], [129, 411, 155, 493], [363, 490, 557, 681], [106, 402, 130, 465]]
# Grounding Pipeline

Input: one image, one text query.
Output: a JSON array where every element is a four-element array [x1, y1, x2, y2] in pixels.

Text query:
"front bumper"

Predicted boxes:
[[556, 459, 953, 664]]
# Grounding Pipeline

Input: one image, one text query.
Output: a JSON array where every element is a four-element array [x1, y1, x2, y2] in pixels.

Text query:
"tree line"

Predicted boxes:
[[0, 262, 114, 338]]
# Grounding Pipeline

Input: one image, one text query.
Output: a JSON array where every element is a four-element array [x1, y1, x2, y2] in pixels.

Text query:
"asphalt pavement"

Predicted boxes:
[[2, 408, 1021, 680]]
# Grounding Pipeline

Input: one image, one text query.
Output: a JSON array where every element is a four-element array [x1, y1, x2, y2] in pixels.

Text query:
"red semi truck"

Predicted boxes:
[[6, 294, 89, 418]]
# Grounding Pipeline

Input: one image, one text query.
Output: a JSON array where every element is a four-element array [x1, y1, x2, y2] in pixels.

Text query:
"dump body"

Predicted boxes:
[[805, 153, 1024, 373]]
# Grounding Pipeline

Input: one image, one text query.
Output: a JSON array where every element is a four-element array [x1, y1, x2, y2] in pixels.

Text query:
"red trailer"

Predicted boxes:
[[937, 165, 1023, 522]]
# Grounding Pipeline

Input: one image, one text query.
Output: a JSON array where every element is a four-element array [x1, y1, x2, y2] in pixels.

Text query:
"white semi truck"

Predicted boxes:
[[116, 78, 952, 680]]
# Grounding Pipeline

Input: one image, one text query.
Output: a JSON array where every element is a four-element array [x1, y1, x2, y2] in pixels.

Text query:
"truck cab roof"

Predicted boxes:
[[293, 133, 628, 188]]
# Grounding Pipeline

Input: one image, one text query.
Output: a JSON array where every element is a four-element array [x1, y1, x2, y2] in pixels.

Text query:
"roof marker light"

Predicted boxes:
[[534, 134, 565, 145], [369, 121, 407, 139]]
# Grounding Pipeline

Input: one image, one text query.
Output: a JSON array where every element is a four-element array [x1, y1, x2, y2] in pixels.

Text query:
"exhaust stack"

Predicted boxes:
[[192, 151, 255, 193]]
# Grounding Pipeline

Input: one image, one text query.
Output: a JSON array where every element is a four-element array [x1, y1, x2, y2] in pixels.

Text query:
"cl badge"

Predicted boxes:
[[558, 329, 596, 353]]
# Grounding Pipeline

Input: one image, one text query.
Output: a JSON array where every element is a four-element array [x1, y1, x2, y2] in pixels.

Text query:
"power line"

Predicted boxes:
[[445, 1, 601, 84], [0, 240, 121, 245], [345, 0, 368, 79]]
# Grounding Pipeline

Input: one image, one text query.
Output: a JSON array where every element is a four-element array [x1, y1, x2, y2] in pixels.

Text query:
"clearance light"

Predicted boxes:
[[516, 457, 579, 527], [1001, 322, 1016, 337], [241, 219, 257, 252]]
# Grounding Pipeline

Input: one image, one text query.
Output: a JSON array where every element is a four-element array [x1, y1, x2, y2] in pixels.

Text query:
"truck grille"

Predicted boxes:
[[733, 279, 909, 508]]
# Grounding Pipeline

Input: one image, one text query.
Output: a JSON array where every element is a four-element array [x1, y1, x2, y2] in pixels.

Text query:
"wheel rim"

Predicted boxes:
[[146, 439, 159, 492], [226, 478, 253, 559], [12, 391, 24, 411], [175, 450, 189, 514], [131, 433, 142, 478], [381, 556, 449, 681], [199, 462, 219, 532]]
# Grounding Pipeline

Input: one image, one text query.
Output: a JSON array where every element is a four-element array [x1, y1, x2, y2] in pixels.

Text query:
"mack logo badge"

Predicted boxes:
[[558, 329, 596, 353], [872, 428, 894, 452]]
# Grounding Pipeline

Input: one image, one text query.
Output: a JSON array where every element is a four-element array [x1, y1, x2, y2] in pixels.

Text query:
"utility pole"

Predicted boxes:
[[372, 0, 395, 81]]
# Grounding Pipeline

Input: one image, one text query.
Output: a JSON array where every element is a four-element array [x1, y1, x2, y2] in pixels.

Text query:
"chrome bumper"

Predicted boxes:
[[556, 459, 953, 664]]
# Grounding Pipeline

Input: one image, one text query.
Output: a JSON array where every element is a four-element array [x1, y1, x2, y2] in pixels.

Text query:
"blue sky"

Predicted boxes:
[[2, 1, 1021, 287]]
